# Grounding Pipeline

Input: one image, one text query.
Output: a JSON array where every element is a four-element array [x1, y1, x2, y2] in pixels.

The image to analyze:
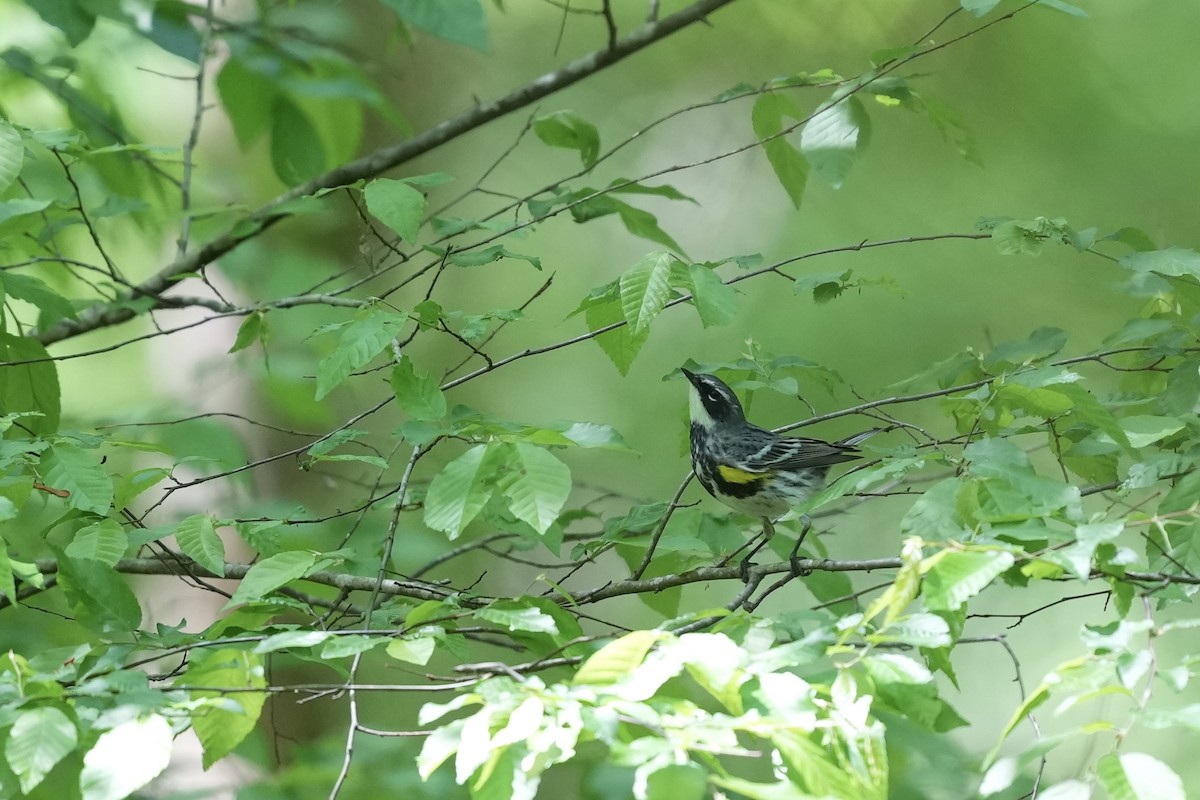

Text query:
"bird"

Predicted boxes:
[[681, 367, 879, 572]]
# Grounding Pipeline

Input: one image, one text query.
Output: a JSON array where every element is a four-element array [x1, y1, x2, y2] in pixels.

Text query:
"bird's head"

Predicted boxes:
[[682, 368, 746, 428]]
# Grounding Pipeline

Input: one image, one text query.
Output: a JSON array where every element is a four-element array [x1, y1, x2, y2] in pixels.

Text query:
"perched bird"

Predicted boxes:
[[682, 368, 879, 570]]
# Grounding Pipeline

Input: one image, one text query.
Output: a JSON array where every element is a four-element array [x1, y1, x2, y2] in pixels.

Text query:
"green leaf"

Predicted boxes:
[[314, 306, 407, 400], [752, 92, 810, 208], [254, 630, 331, 654], [216, 57, 276, 147], [79, 715, 172, 800], [800, 95, 870, 188], [391, 356, 447, 421], [574, 630, 663, 685], [619, 252, 675, 334], [270, 96, 326, 186], [585, 296, 647, 375], [1097, 752, 1184, 800], [56, 552, 142, 632], [1120, 248, 1200, 278], [0, 271, 77, 324], [364, 178, 427, 243], [921, 549, 1015, 611], [229, 310, 268, 354], [41, 444, 112, 515], [533, 110, 600, 168], [424, 443, 505, 537], [386, 635, 436, 665], [185, 650, 267, 769], [685, 263, 736, 327], [176, 514, 225, 576], [5, 706, 77, 794], [1116, 415, 1185, 448], [382, 0, 490, 51], [984, 326, 1068, 369], [65, 519, 127, 566], [0, 198, 50, 226], [477, 600, 559, 634], [0, 333, 61, 435], [225, 551, 317, 607], [1048, 382, 1134, 453], [444, 244, 542, 269], [496, 442, 571, 535]]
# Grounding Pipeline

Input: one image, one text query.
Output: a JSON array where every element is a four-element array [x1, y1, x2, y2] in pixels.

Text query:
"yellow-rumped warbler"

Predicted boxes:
[[682, 368, 879, 567]]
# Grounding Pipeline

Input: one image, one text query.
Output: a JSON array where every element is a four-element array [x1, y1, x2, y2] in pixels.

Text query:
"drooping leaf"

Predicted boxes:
[[574, 630, 663, 685], [685, 263, 736, 327], [751, 92, 809, 208], [496, 443, 571, 535], [424, 443, 506, 537], [79, 715, 173, 800], [391, 356, 447, 421], [175, 514, 226, 576], [5, 706, 77, 795], [185, 650, 267, 768], [270, 96, 326, 186], [382, 0, 490, 51], [364, 178, 427, 243], [0, 333, 61, 435], [800, 95, 870, 188], [533, 110, 600, 168], [225, 551, 317, 608], [65, 519, 127, 566], [40, 443, 112, 515], [619, 252, 675, 334], [1097, 752, 1184, 800], [0, 119, 25, 194], [314, 306, 407, 400], [921, 549, 1015, 611], [55, 552, 142, 633]]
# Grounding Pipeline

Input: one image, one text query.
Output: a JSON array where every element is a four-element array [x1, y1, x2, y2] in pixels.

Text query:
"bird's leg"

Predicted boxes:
[[787, 515, 813, 576], [738, 516, 775, 581]]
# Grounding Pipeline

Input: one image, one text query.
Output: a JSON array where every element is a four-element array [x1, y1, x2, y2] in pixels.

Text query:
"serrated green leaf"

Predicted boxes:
[[1116, 415, 1185, 448], [424, 443, 505, 537], [41, 444, 111, 514], [391, 356, 447, 421], [0, 118, 22, 193], [0, 198, 50, 225], [0, 272, 77, 323], [584, 297, 647, 376], [1098, 752, 1184, 800], [574, 630, 663, 685], [444, 244, 541, 269], [619, 252, 675, 334], [477, 601, 559, 634], [6, 706, 77, 794], [1121, 249, 1200, 278], [533, 110, 599, 168], [685, 263, 736, 327], [364, 178, 427, 243], [80, 715, 172, 800], [751, 92, 809, 208], [1048, 382, 1134, 453], [386, 635, 436, 665], [175, 514, 225, 576], [382, 0, 489, 51], [800, 95, 870, 188], [921, 549, 1014, 611], [497, 442, 571, 535], [65, 519, 127, 566], [314, 306, 407, 400], [56, 552, 141, 632], [254, 630, 331, 654], [321, 635, 386, 659], [225, 551, 317, 608], [185, 650, 267, 769]]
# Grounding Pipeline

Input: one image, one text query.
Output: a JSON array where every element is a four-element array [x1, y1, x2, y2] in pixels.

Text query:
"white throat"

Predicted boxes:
[[688, 386, 715, 428]]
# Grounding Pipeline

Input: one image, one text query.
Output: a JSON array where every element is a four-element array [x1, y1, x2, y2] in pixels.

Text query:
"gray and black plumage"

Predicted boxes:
[[682, 368, 879, 565]]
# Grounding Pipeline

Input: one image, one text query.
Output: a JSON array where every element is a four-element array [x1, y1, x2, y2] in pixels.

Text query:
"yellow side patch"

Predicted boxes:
[[717, 464, 764, 484]]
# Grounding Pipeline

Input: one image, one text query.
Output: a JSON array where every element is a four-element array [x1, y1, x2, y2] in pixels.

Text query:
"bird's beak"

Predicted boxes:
[[681, 367, 698, 385]]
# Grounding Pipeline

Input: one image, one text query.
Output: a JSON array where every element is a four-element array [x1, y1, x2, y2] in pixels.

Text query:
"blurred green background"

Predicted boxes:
[[4, 0, 1200, 795]]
